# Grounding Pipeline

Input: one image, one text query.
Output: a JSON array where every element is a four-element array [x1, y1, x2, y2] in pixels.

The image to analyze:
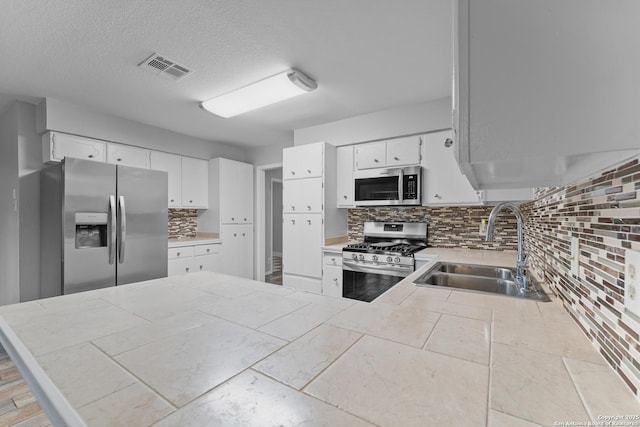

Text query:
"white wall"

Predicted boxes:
[[0, 104, 21, 305], [37, 98, 246, 161], [294, 97, 451, 146], [244, 141, 291, 166], [17, 102, 42, 302]]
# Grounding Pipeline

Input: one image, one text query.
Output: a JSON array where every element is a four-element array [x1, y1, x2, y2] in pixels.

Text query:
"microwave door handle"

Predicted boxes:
[[398, 169, 404, 202], [108, 195, 116, 264], [118, 196, 126, 264]]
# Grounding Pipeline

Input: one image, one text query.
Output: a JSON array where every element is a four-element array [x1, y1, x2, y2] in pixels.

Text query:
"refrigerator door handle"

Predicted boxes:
[[108, 195, 116, 264], [118, 196, 126, 264]]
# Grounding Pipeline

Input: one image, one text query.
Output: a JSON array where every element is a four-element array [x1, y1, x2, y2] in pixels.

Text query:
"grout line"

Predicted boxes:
[[487, 309, 495, 427], [421, 313, 443, 350], [88, 342, 178, 411], [561, 357, 595, 423]]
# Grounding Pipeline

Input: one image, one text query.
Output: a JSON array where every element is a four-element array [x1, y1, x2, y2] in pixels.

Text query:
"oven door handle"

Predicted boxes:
[[342, 259, 412, 277]]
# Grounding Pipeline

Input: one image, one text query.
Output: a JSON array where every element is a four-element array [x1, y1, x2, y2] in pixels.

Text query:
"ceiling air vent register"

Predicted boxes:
[[138, 53, 193, 82]]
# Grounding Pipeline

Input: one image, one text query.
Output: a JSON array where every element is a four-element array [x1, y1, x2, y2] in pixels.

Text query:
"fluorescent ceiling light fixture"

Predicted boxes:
[[200, 69, 317, 118]]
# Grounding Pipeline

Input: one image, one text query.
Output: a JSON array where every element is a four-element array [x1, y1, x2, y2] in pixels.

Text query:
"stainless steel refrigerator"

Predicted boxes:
[[41, 157, 168, 297]]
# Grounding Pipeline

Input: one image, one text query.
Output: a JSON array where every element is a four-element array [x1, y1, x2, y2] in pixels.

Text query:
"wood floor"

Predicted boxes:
[[0, 345, 50, 426], [265, 255, 282, 285]]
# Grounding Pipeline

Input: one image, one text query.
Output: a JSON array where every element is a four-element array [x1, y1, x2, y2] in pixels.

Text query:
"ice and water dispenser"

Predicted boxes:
[[74, 212, 108, 249]]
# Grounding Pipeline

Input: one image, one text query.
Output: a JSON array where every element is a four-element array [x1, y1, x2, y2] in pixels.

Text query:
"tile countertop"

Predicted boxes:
[[1, 250, 639, 426]]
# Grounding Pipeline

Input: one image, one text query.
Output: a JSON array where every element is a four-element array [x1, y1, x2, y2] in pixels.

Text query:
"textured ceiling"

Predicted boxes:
[[0, 0, 452, 147]]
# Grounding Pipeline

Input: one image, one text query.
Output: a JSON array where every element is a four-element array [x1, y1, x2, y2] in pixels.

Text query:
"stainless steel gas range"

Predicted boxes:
[[342, 221, 428, 302]]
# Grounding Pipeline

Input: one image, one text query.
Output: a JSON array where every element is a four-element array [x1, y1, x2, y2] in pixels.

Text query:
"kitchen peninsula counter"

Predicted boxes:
[[0, 249, 638, 426]]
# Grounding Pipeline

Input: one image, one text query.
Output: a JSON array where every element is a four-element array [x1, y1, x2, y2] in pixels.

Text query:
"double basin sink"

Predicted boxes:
[[414, 261, 551, 302]]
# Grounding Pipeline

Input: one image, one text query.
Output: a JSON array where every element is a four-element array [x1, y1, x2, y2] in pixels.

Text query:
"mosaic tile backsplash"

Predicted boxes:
[[522, 156, 640, 397], [347, 206, 519, 250], [168, 209, 198, 238]]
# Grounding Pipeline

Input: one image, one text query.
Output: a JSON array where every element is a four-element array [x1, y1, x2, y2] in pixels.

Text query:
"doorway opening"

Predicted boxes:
[[255, 163, 283, 284]]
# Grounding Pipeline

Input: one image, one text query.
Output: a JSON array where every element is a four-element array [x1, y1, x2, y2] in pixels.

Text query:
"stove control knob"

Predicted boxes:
[[387, 256, 393, 263], [394, 257, 401, 263], [372, 255, 378, 261], [352, 254, 358, 260], [358, 254, 365, 261]]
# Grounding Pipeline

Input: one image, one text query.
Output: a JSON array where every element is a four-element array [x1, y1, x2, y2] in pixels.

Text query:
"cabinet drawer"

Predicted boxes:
[[194, 244, 220, 256], [322, 265, 343, 298], [168, 257, 194, 276], [168, 246, 194, 260], [323, 253, 342, 267]]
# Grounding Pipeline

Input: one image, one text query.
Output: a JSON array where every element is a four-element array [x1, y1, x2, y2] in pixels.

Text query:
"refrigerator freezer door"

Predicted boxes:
[[116, 166, 168, 285], [63, 158, 117, 294]]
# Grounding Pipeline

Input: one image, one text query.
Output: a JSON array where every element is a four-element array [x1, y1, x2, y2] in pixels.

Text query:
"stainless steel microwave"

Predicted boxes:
[[353, 166, 421, 206]]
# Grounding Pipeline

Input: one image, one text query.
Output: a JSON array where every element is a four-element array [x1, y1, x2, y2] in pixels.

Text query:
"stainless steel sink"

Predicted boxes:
[[414, 262, 551, 302], [431, 262, 515, 280]]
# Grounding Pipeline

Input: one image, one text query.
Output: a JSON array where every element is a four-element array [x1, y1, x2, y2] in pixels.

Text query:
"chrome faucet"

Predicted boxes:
[[485, 202, 529, 291]]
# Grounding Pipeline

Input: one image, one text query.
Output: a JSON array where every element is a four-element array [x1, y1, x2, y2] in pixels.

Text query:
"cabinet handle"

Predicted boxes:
[[189, 200, 193, 203], [291, 171, 295, 175], [206, 248, 210, 253], [234, 233, 237, 237], [291, 206, 295, 211], [200, 265, 203, 270], [177, 252, 181, 256], [330, 257, 335, 262], [231, 217, 235, 221], [394, 156, 399, 161], [333, 278, 338, 283], [307, 219, 311, 225], [343, 195, 347, 199], [307, 205, 311, 210], [307, 169, 311, 173], [186, 267, 190, 272], [170, 199, 175, 202], [117, 158, 122, 162], [291, 219, 295, 224], [434, 194, 442, 199], [444, 138, 454, 148], [88, 154, 94, 159], [374, 159, 379, 163], [244, 218, 247, 221]]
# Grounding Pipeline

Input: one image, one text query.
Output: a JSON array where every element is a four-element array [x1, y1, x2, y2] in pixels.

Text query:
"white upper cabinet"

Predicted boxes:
[[283, 177, 323, 214], [422, 130, 483, 206], [336, 145, 354, 208], [283, 143, 323, 180], [43, 131, 105, 163], [354, 136, 421, 170], [106, 143, 151, 169], [219, 159, 253, 224], [354, 142, 386, 169], [454, 0, 640, 189], [150, 151, 182, 207], [386, 136, 422, 167], [181, 157, 208, 209]]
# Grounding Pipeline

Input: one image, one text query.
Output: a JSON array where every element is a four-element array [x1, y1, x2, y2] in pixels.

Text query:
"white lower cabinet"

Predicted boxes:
[[220, 224, 253, 279], [283, 213, 322, 278], [168, 242, 221, 277], [322, 250, 343, 298]]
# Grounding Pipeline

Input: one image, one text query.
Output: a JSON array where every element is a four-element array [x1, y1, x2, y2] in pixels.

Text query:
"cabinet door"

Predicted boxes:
[[221, 224, 253, 279], [282, 214, 301, 276], [354, 142, 386, 169], [386, 136, 421, 167], [301, 214, 323, 278], [283, 179, 303, 214], [219, 159, 237, 223], [195, 254, 220, 273], [237, 162, 254, 223], [336, 145, 354, 207], [322, 265, 343, 298], [422, 131, 482, 205], [168, 257, 194, 276], [285, 178, 323, 214], [181, 157, 208, 208], [150, 151, 182, 207], [44, 132, 106, 163], [283, 143, 323, 179], [106, 144, 151, 169]]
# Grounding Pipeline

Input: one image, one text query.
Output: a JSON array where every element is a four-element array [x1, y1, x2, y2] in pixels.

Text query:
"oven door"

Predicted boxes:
[[342, 260, 412, 302]]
